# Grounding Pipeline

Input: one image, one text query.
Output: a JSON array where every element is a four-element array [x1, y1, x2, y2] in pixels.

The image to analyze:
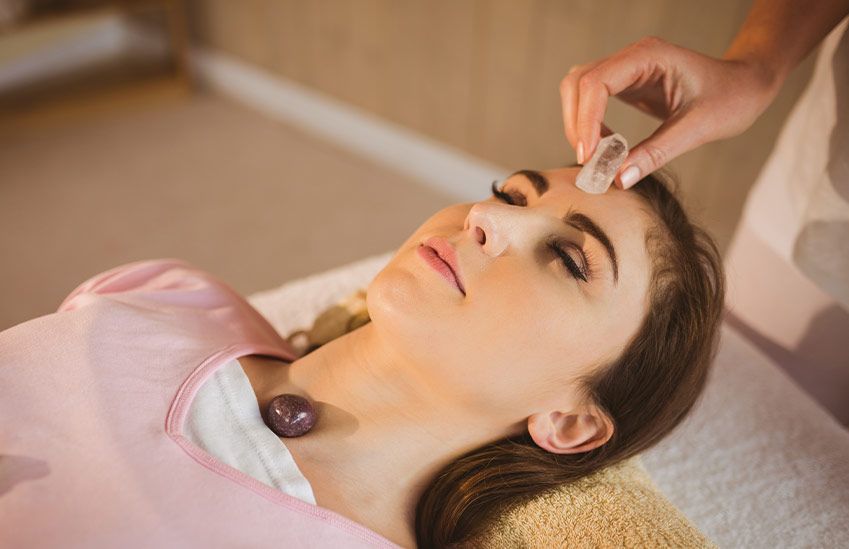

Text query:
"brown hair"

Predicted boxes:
[[288, 171, 725, 548]]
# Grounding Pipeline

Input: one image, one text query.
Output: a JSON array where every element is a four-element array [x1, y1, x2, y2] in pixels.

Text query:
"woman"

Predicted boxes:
[[0, 166, 723, 548]]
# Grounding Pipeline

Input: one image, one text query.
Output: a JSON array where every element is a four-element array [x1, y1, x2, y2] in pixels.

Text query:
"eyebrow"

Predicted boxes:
[[513, 169, 619, 284], [512, 169, 549, 197]]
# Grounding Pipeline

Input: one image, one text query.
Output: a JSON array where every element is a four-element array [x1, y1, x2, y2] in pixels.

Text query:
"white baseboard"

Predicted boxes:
[[189, 48, 508, 201]]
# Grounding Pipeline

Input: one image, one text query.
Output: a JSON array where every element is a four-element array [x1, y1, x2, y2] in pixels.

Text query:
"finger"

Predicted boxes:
[[576, 40, 670, 162], [616, 108, 708, 189], [561, 61, 603, 161], [559, 66, 581, 152], [575, 78, 608, 164]]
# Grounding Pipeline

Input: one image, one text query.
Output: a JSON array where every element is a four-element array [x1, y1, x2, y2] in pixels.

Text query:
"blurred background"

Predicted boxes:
[[0, 2, 817, 327]]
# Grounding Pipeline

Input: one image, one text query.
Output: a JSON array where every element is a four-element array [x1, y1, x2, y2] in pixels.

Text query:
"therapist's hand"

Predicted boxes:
[[560, 36, 780, 189]]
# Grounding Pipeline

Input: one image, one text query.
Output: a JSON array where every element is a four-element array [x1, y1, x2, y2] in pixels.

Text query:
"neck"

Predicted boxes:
[[242, 322, 508, 546]]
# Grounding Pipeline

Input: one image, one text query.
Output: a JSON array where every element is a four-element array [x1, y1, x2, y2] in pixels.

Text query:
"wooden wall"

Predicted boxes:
[[186, 0, 816, 253]]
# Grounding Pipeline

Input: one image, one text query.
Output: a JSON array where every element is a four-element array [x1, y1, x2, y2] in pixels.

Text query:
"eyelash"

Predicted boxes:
[[489, 180, 593, 282]]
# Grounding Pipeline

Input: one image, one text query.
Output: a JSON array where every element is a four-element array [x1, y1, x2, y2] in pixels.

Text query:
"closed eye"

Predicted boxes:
[[490, 180, 527, 206], [489, 181, 592, 282]]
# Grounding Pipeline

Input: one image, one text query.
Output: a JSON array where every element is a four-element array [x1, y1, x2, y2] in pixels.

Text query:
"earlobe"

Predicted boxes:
[[527, 408, 614, 454]]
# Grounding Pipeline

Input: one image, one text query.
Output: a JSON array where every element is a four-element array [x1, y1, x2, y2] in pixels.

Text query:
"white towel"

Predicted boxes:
[[743, 17, 849, 309]]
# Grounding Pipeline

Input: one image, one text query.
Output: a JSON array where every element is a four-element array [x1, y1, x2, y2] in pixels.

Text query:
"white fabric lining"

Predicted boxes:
[[183, 357, 316, 505]]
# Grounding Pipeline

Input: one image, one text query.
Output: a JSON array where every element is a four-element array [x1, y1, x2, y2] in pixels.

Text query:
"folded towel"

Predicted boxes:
[[462, 455, 714, 548]]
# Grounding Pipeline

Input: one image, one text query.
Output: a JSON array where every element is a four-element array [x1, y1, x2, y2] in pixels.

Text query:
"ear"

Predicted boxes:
[[527, 406, 614, 454]]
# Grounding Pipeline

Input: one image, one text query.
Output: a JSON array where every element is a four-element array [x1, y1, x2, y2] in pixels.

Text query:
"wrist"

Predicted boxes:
[[721, 46, 789, 99]]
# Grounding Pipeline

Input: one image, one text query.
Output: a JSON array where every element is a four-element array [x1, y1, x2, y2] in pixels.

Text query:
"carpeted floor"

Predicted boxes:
[[0, 91, 455, 330]]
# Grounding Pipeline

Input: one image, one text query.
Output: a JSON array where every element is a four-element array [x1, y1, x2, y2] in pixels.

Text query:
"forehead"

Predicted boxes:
[[504, 166, 654, 286]]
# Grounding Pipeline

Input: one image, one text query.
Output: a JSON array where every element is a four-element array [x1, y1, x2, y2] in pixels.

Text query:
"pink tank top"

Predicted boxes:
[[0, 258, 401, 548]]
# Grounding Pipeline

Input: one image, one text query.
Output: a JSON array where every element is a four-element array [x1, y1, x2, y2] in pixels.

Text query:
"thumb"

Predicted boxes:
[[616, 110, 707, 189]]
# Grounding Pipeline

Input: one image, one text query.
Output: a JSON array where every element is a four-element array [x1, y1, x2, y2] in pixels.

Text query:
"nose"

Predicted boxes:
[[465, 203, 509, 256], [463, 202, 555, 257]]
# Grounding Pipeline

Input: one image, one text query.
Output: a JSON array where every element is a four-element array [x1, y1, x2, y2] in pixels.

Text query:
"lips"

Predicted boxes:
[[420, 236, 466, 296]]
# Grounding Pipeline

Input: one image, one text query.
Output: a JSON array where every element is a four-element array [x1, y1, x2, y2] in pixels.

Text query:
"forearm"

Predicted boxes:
[[723, 0, 849, 92]]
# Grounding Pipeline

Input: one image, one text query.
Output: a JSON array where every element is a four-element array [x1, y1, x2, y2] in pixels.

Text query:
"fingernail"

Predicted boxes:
[[577, 141, 585, 164], [620, 165, 641, 189]]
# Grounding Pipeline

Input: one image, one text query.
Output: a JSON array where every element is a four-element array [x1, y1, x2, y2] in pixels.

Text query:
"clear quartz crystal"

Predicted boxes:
[[576, 133, 629, 194]]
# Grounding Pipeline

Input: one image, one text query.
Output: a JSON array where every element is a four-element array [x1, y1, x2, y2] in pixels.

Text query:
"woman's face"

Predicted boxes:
[[366, 166, 654, 430]]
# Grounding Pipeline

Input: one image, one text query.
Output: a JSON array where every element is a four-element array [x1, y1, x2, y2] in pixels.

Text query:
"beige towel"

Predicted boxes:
[[465, 455, 715, 548]]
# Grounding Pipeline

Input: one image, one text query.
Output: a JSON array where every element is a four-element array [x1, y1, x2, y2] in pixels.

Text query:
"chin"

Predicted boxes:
[[368, 258, 421, 313], [366, 252, 459, 343]]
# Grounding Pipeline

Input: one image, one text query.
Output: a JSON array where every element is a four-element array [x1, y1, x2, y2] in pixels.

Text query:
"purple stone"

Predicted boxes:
[[266, 393, 317, 437]]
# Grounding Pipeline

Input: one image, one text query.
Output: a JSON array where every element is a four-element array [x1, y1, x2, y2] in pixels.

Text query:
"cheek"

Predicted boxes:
[[470, 260, 596, 353], [460, 266, 620, 407], [365, 262, 421, 336]]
